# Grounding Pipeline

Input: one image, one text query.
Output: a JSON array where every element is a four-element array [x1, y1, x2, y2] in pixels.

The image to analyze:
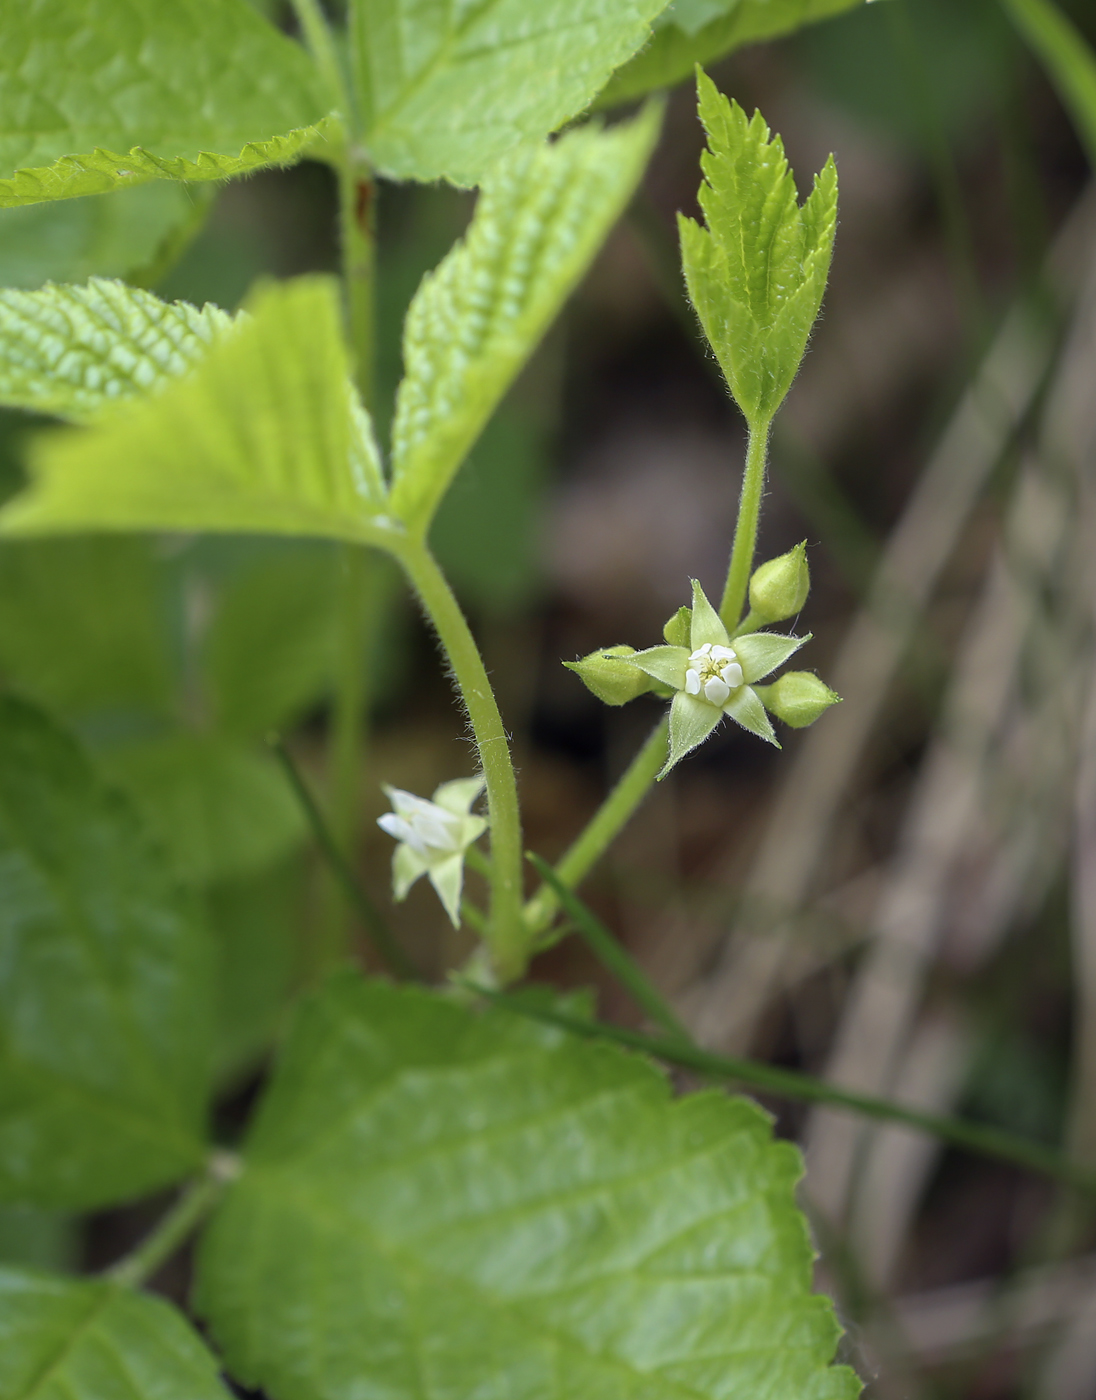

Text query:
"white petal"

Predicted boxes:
[[720, 661, 744, 688], [689, 644, 712, 661], [710, 645, 737, 663], [685, 668, 701, 695], [703, 677, 731, 706]]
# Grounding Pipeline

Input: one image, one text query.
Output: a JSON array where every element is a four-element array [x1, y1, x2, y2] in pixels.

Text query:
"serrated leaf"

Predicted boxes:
[[679, 73, 837, 426], [195, 975, 858, 1400], [352, 0, 668, 184], [391, 109, 660, 532], [0, 0, 334, 209], [0, 279, 234, 425], [0, 277, 389, 544], [0, 697, 213, 1209], [0, 1267, 230, 1400], [598, 0, 871, 106]]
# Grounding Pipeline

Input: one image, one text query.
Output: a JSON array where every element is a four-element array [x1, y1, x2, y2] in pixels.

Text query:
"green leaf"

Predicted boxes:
[[0, 1207, 78, 1272], [1001, 0, 1096, 168], [679, 72, 837, 426], [102, 734, 307, 886], [0, 1267, 230, 1400], [0, 278, 234, 425], [195, 975, 858, 1400], [598, 0, 872, 106], [0, 696, 213, 1209], [391, 109, 660, 532], [352, 0, 668, 184], [0, 0, 334, 209], [0, 277, 389, 544]]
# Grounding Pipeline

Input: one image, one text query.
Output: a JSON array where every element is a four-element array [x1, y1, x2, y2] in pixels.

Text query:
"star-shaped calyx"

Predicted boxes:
[[377, 777, 486, 926]]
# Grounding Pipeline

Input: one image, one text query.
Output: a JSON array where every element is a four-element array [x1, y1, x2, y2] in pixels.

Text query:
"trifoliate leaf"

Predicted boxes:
[[195, 974, 858, 1400], [599, 0, 871, 106], [0, 1267, 231, 1400], [352, 0, 667, 184], [679, 72, 837, 426], [0, 0, 334, 209], [0, 697, 213, 1209], [391, 109, 660, 532], [0, 277, 389, 543]]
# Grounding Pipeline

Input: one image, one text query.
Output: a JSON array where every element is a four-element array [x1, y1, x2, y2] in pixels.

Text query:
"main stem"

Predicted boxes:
[[107, 1153, 237, 1288], [720, 419, 772, 630], [396, 540, 526, 981]]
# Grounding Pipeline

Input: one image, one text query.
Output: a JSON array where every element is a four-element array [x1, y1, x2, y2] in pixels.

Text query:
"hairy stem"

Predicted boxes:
[[395, 539, 526, 980], [106, 1153, 238, 1288], [720, 419, 772, 630], [523, 717, 668, 938]]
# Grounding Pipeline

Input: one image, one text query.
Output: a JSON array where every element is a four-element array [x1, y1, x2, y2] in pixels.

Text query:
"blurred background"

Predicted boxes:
[[2, 0, 1096, 1393]]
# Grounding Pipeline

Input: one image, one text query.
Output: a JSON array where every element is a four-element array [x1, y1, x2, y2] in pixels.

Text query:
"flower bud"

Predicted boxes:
[[755, 671, 840, 728], [564, 646, 654, 706], [663, 606, 691, 647], [748, 541, 809, 623]]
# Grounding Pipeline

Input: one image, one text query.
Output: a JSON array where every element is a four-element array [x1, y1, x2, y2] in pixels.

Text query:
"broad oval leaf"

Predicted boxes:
[[391, 108, 661, 533], [0, 697, 213, 1210], [352, 0, 667, 184], [0, 0, 335, 208], [0, 1267, 230, 1400], [195, 975, 859, 1400], [0, 277, 389, 544]]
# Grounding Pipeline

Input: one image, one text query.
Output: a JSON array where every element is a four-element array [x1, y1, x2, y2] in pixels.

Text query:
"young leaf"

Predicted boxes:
[[0, 279, 234, 425], [0, 277, 389, 544], [0, 0, 334, 208], [598, 0, 871, 106], [0, 1267, 230, 1400], [391, 108, 661, 533], [0, 697, 213, 1210], [351, 0, 667, 184], [195, 975, 859, 1400], [679, 72, 837, 427]]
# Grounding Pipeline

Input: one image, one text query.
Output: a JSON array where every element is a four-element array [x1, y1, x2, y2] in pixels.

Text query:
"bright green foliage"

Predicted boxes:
[[598, 0, 872, 106], [196, 975, 857, 1400], [679, 73, 838, 427], [0, 185, 194, 290], [0, 1267, 230, 1400], [103, 735, 306, 886], [0, 0, 333, 208], [351, 0, 668, 184], [0, 278, 388, 543], [1001, 0, 1096, 167], [0, 538, 173, 718], [0, 279, 233, 425], [0, 697, 212, 1209], [391, 110, 660, 532], [0, 1206, 77, 1272]]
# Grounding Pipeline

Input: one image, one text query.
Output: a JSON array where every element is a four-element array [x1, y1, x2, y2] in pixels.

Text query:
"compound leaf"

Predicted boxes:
[[679, 72, 837, 426], [195, 975, 859, 1400], [0, 277, 388, 543], [599, 0, 873, 106], [352, 0, 667, 184], [0, 278, 234, 425], [0, 697, 213, 1210], [391, 108, 660, 532], [0, 0, 334, 209], [0, 1267, 230, 1400]]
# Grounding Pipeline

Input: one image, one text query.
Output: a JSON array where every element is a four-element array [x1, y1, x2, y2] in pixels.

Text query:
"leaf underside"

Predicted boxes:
[[196, 975, 859, 1400]]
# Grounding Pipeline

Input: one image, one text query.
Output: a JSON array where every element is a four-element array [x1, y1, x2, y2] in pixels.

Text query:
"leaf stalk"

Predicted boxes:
[[720, 418, 772, 630]]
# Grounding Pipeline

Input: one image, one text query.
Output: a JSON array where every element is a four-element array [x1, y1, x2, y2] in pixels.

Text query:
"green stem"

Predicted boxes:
[[289, 0, 350, 122], [395, 539, 526, 981], [339, 153, 376, 411], [720, 419, 772, 631], [523, 717, 668, 938], [106, 1154, 238, 1288]]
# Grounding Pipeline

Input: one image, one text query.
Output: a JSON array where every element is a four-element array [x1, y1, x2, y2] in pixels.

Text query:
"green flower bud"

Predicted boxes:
[[564, 646, 654, 706], [663, 605, 691, 647], [748, 541, 810, 623], [755, 670, 840, 728]]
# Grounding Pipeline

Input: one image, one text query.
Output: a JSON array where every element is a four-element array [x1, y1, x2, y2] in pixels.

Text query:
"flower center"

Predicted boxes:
[[685, 643, 743, 707]]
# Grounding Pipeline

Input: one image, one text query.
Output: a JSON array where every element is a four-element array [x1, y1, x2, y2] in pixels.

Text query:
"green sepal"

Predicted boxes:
[[663, 605, 692, 647], [689, 578, 729, 649], [625, 644, 689, 690], [565, 646, 658, 706], [748, 540, 810, 623], [755, 670, 842, 728], [661, 689, 724, 777], [733, 630, 810, 684], [725, 684, 779, 746]]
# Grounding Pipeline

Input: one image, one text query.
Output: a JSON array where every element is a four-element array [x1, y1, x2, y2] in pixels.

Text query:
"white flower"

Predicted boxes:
[[377, 777, 486, 926]]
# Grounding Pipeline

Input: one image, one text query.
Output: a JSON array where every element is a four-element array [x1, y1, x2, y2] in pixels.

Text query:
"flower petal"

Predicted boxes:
[[428, 852, 466, 927], [458, 814, 488, 847], [625, 645, 689, 690], [690, 579, 730, 650], [659, 690, 723, 778], [393, 842, 429, 900], [432, 775, 485, 817], [724, 685, 779, 746], [733, 631, 810, 683]]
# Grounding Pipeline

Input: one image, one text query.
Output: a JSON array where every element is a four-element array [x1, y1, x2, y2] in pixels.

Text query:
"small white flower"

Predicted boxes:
[[377, 777, 486, 926]]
